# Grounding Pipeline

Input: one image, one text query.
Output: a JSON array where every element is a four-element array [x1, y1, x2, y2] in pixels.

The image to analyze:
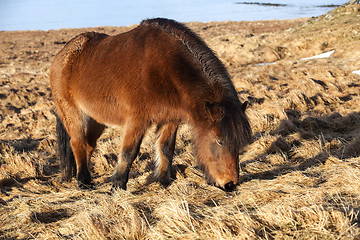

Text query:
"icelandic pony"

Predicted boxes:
[[50, 18, 252, 191]]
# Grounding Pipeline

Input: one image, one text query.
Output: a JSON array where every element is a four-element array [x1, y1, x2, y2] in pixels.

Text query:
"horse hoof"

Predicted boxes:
[[159, 176, 172, 188], [223, 181, 236, 192], [216, 181, 236, 192], [111, 178, 127, 192]]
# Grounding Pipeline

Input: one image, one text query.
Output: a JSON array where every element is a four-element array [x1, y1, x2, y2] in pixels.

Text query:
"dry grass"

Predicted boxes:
[[1, 4, 360, 239]]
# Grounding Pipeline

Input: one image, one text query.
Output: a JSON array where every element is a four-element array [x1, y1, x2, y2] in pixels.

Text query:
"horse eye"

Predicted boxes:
[[216, 138, 223, 146]]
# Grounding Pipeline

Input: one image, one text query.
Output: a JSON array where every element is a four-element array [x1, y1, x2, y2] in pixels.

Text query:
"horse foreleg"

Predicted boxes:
[[155, 122, 178, 187], [111, 121, 146, 191]]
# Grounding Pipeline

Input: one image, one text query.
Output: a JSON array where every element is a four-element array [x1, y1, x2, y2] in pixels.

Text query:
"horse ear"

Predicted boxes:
[[205, 101, 224, 123], [241, 101, 248, 112]]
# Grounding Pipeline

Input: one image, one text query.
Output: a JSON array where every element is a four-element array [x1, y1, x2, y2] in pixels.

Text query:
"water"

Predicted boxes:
[[0, 0, 349, 31]]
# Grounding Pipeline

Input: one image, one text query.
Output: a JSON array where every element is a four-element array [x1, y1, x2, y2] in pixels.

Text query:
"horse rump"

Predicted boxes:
[[55, 114, 76, 181]]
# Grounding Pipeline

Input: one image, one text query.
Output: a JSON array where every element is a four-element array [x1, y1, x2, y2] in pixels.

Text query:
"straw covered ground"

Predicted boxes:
[[1, 4, 360, 239]]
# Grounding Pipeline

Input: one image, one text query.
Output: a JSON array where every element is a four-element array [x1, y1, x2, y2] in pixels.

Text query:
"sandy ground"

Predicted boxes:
[[1, 4, 360, 239]]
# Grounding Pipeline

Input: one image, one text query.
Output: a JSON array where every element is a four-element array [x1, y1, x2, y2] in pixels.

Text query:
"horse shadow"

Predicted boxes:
[[239, 110, 360, 184], [0, 138, 42, 152]]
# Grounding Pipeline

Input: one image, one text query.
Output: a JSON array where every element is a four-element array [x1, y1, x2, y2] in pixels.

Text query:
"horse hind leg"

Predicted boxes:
[[57, 106, 104, 189], [57, 111, 90, 189], [155, 122, 178, 187], [111, 120, 147, 191], [72, 116, 105, 189]]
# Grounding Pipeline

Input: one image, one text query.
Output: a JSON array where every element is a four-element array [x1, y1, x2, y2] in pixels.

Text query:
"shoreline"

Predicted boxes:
[[0, 17, 310, 33]]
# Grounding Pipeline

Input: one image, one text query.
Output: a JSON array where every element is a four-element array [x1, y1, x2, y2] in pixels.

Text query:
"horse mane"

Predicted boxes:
[[141, 18, 252, 152], [141, 18, 234, 95]]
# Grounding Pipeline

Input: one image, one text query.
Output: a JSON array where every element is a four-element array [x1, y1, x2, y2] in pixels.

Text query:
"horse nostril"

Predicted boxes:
[[224, 181, 236, 192]]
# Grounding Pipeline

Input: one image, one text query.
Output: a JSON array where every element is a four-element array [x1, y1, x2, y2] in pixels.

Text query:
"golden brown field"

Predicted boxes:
[[1, 4, 360, 239]]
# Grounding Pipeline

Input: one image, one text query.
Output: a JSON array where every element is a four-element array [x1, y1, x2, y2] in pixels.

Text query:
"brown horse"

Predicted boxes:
[[50, 18, 252, 192]]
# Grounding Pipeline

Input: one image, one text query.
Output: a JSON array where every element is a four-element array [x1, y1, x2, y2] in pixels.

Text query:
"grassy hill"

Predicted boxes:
[[1, 4, 360, 239]]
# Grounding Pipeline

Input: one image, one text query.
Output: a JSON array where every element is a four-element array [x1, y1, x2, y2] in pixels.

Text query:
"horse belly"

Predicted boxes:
[[77, 93, 130, 125]]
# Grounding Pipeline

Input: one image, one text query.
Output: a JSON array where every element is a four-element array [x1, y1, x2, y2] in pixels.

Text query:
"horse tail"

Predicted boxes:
[[56, 114, 76, 181]]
